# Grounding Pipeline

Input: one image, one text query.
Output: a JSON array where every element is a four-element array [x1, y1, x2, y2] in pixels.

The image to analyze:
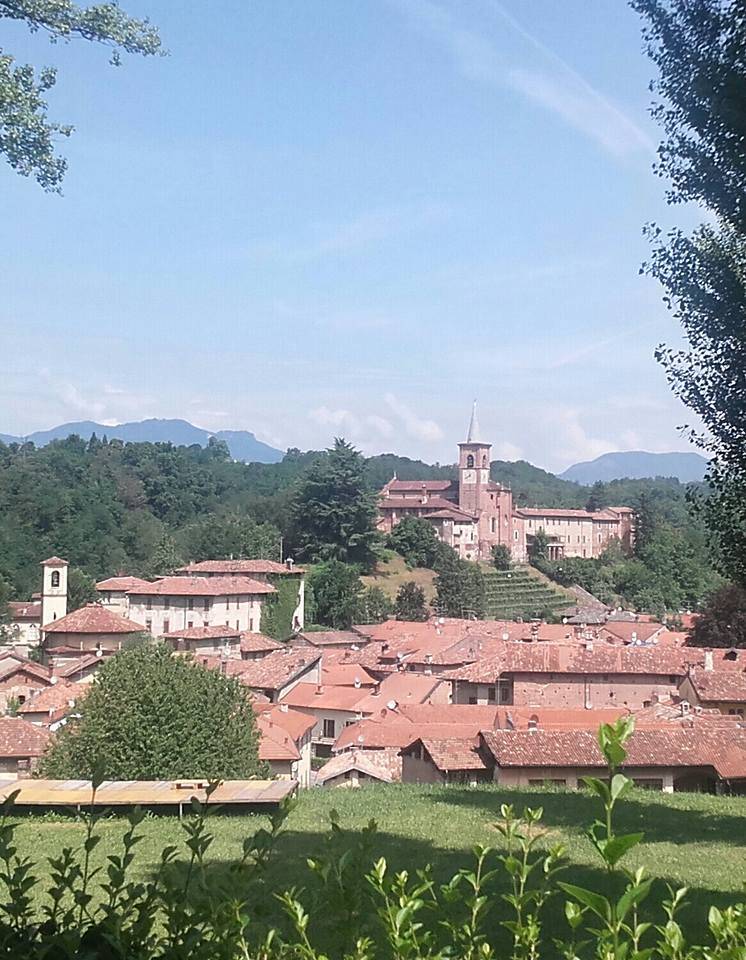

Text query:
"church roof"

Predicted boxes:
[[465, 401, 481, 443]]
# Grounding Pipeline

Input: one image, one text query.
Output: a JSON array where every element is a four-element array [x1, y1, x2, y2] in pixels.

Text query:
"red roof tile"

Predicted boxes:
[[384, 480, 454, 493], [600, 622, 665, 644], [128, 576, 276, 596], [96, 577, 151, 591], [17, 681, 83, 719], [52, 654, 103, 678], [213, 649, 321, 692], [177, 559, 303, 575], [7, 601, 41, 621], [254, 703, 316, 741], [297, 630, 362, 647], [280, 682, 371, 712], [321, 663, 378, 687], [0, 716, 52, 758], [43, 604, 146, 634], [163, 625, 241, 640], [317, 748, 401, 783], [257, 716, 300, 761], [415, 737, 489, 771], [686, 667, 746, 704], [0, 653, 51, 684], [40, 557, 68, 566], [240, 633, 284, 653]]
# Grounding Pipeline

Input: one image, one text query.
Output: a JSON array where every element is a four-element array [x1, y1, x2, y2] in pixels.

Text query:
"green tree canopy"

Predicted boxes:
[[41, 643, 265, 780], [688, 583, 746, 648], [66, 566, 97, 609], [387, 516, 444, 569], [394, 581, 428, 622], [290, 439, 380, 570], [528, 528, 549, 564], [357, 585, 392, 624], [306, 560, 363, 629], [1, 0, 162, 191], [633, 0, 746, 582], [491, 544, 512, 571], [433, 554, 485, 620]]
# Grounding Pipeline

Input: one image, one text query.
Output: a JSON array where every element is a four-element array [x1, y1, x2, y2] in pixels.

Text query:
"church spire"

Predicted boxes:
[[466, 400, 481, 443]]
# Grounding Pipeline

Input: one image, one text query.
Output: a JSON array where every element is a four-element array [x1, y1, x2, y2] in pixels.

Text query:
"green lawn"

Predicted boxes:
[[8, 784, 746, 949]]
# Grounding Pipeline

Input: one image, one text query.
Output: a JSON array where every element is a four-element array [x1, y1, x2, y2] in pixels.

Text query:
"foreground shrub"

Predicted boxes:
[[1, 718, 744, 957]]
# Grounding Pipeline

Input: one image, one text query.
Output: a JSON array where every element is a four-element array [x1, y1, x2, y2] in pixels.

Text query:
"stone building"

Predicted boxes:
[[377, 404, 634, 563]]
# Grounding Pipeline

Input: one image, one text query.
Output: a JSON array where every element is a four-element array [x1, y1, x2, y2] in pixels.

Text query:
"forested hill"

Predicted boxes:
[[0, 435, 705, 600]]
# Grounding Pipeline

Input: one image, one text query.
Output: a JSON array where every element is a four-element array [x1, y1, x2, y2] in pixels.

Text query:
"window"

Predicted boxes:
[[187, 621, 193, 629], [188, 598, 194, 610], [323, 719, 335, 739], [236, 620, 240, 629], [164, 597, 170, 610], [491, 517, 496, 533], [203, 599, 210, 611], [668, 675, 677, 685], [466, 454, 474, 468], [145, 619, 152, 631], [51, 570, 60, 587], [163, 619, 170, 633], [487, 686, 496, 703], [146, 598, 153, 610], [468, 696, 478, 705], [203, 621, 209, 629]]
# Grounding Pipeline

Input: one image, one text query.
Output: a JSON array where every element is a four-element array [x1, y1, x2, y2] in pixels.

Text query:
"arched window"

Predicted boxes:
[[482, 455, 487, 467], [466, 454, 474, 469], [51, 570, 60, 588]]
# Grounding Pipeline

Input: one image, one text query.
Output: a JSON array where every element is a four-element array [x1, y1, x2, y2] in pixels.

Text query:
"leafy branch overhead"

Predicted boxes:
[[0, 0, 163, 191]]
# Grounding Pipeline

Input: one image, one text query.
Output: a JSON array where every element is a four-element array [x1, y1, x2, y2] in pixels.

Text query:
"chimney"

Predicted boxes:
[[680, 699, 690, 716], [280, 703, 289, 712], [528, 716, 538, 731], [314, 684, 323, 695], [286, 558, 295, 571], [704, 650, 714, 672], [584, 639, 594, 652], [354, 678, 361, 689], [372, 682, 381, 696], [631, 631, 637, 644]]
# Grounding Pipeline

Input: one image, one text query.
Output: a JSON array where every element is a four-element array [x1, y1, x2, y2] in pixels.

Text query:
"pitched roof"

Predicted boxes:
[[600, 622, 665, 644], [96, 576, 151, 591], [352, 673, 445, 713], [41, 557, 68, 566], [297, 630, 362, 647], [516, 508, 624, 521], [685, 667, 746, 704], [43, 604, 145, 634], [321, 663, 378, 687], [0, 652, 51, 685], [240, 633, 285, 653], [17, 681, 83, 719], [257, 716, 301, 761], [415, 737, 490, 771], [163, 625, 241, 640], [254, 703, 316, 741], [480, 728, 746, 779], [52, 654, 103, 678], [280, 682, 371, 712], [7, 601, 41, 621], [177, 559, 303, 576], [127, 576, 275, 596], [378, 496, 469, 514], [423, 506, 477, 522], [216, 649, 321, 692], [316, 748, 400, 784], [0, 716, 52, 758], [384, 480, 454, 493]]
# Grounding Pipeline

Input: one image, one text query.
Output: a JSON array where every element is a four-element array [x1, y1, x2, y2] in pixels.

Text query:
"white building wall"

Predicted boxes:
[[128, 595, 265, 637]]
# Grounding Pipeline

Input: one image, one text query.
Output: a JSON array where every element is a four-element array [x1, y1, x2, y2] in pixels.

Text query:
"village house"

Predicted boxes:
[[280, 672, 448, 757], [52, 653, 104, 684], [679, 662, 746, 716], [17, 680, 83, 727], [316, 749, 400, 788], [0, 716, 52, 778], [254, 702, 315, 788], [3, 557, 70, 651], [42, 604, 146, 665], [377, 406, 635, 563], [215, 648, 322, 702], [0, 652, 51, 712], [444, 643, 745, 711], [162, 625, 284, 659]]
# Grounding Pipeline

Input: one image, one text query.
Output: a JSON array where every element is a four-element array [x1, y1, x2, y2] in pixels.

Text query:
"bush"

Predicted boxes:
[[0, 719, 744, 957], [491, 544, 512, 570]]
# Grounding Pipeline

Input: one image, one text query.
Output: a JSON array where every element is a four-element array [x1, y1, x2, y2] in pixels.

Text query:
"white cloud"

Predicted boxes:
[[392, 0, 653, 158], [384, 393, 444, 443], [494, 440, 523, 461]]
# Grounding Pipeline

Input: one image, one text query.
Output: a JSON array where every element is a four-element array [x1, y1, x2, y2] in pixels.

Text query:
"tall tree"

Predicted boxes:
[[688, 583, 746, 648], [387, 516, 444, 568], [394, 581, 428, 622], [433, 553, 485, 619], [306, 560, 363, 629], [149, 532, 181, 577], [66, 566, 97, 610], [633, 0, 746, 581], [1, 0, 162, 191], [291, 439, 380, 569], [41, 643, 265, 780]]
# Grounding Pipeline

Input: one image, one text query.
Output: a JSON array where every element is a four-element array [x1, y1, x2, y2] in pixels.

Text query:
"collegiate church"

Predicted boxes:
[[377, 405, 634, 564]]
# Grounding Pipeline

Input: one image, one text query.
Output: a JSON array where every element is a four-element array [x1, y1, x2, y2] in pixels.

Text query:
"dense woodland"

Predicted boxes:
[[0, 434, 723, 620]]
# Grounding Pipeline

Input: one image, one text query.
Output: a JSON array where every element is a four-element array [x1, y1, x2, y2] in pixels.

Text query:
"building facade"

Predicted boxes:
[[378, 404, 634, 563]]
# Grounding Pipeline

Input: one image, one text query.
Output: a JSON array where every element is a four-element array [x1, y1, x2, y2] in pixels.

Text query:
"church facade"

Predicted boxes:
[[377, 406, 634, 564]]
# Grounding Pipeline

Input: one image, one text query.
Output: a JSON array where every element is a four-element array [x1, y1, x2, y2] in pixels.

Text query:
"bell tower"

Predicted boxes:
[[458, 402, 491, 517], [41, 556, 68, 629]]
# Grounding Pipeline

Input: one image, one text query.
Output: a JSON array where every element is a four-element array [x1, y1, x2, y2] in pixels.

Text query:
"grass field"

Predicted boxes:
[[361, 551, 437, 602], [8, 784, 746, 948]]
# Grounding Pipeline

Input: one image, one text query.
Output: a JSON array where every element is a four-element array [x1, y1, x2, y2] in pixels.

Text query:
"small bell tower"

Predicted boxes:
[[41, 556, 68, 628], [458, 402, 491, 517]]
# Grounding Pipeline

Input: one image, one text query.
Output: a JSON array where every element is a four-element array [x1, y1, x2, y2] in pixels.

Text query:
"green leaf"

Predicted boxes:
[[558, 882, 611, 921]]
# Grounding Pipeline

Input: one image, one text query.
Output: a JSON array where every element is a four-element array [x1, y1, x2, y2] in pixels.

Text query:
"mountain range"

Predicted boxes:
[[0, 419, 709, 481], [559, 450, 708, 485], [0, 419, 284, 464]]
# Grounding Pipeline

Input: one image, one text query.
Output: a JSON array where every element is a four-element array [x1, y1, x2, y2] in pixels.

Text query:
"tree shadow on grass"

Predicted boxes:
[[425, 784, 746, 847], [162, 824, 744, 957]]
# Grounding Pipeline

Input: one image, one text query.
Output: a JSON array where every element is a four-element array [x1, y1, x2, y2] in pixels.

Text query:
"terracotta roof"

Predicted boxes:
[[685, 667, 746, 704], [444, 644, 744, 682], [335, 718, 487, 751], [321, 663, 378, 687], [297, 630, 362, 647], [7, 601, 41, 621], [240, 633, 285, 653], [600, 622, 665, 644], [128, 576, 276, 596], [96, 576, 150, 591], [43, 604, 145, 635], [214, 649, 321, 692], [177, 559, 303, 575], [17, 681, 83, 719], [280, 682, 371, 712], [480, 727, 746, 779], [163, 625, 241, 640], [0, 653, 51, 684], [0, 717, 52, 758], [379, 496, 467, 513], [41, 557, 68, 566], [316, 748, 400, 784], [52, 654, 103, 678], [415, 737, 490, 771], [257, 716, 300, 761], [254, 703, 316, 741], [423, 506, 477, 522], [318, 643, 385, 668], [353, 674, 445, 713], [384, 480, 454, 493], [517, 508, 625, 521]]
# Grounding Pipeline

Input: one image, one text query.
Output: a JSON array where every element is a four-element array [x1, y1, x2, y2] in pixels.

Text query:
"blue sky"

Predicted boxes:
[[1, 0, 701, 471]]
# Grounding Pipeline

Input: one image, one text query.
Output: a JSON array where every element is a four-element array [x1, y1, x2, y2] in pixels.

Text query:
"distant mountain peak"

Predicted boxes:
[[559, 450, 708, 485], [0, 419, 283, 464]]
